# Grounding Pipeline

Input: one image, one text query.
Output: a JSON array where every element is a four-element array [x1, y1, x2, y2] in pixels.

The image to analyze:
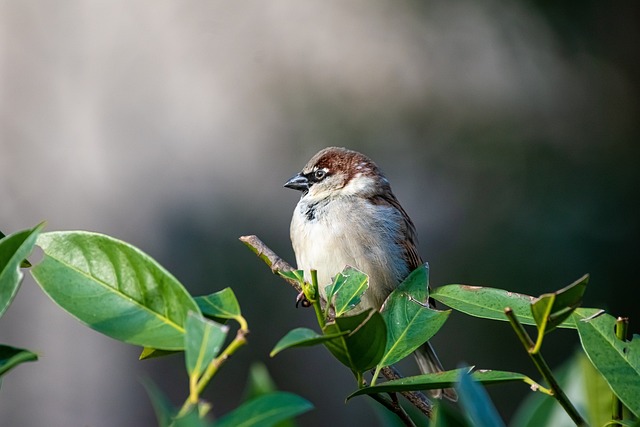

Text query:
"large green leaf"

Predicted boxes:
[[325, 266, 369, 317], [323, 309, 386, 373], [185, 312, 228, 379], [348, 369, 547, 399], [573, 309, 640, 417], [0, 224, 44, 318], [270, 327, 348, 357], [531, 275, 588, 335], [379, 264, 450, 369], [456, 369, 506, 427], [214, 392, 313, 427], [0, 344, 38, 377], [31, 231, 200, 350], [430, 285, 577, 329]]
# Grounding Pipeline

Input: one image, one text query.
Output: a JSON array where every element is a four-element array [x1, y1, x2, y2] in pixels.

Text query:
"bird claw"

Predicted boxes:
[[295, 292, 311, 308]]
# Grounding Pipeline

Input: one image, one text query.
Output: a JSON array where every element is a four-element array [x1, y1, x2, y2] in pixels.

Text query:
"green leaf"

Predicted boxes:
[[214, 392, 313, 427], [270, 327, 348, 357], [277, 270, 305, 283], [579, 351, 612, 427], [0, 223, 44, 318], [185, 312, 228, 378], [349, 368, 468, 399], [348, 368, 546, 399], [325, 266, 369, 317], [456, 369, 506, 427], [31, 231, 201, 350], [0, 344, 38, 377], [173, 407, 210, 427], [244, 363, 278, 399], [433, 401, 470, 427], [142, 379, 175, 427], [430, 285, 579, 329], [573, 309, 640, 417], [242, 364, 298, 427], [139, 347, 179, 360], [531, 274, 588, 335], [378, 264, 450, 368], [195, 288, 241, 321], [323, 309, 386, 373]]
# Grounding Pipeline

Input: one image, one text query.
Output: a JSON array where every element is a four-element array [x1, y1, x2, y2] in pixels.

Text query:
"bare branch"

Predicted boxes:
[[239, 235, 302, 294]]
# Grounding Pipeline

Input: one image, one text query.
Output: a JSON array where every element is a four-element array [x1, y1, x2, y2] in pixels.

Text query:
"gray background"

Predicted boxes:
[[1, 1, 638, 426]]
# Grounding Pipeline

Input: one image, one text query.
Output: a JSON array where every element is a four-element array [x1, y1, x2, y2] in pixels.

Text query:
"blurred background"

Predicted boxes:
[[1, 0, 638, 425]]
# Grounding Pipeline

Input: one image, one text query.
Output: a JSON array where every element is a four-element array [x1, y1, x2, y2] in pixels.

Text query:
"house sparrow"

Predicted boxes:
[[285, 146, 456, 401]]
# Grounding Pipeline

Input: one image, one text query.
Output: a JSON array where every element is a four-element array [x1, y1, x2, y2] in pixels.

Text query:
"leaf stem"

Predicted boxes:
[[371, 365, 382, 386], [612, 317, 629, 425], [310, 270, 326, 328], [504, 307, 587, 427], [177, 318, 249, 419]]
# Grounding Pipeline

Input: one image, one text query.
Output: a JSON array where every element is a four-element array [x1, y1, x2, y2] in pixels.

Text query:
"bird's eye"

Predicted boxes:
[[314, 169, 327, 180]]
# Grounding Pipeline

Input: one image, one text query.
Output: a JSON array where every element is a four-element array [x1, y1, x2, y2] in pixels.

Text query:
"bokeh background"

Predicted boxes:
[[1, 1, 638, 426]]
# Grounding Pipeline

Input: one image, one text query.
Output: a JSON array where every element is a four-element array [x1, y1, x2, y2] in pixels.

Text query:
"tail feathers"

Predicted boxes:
[[414, 342, 458, 402]]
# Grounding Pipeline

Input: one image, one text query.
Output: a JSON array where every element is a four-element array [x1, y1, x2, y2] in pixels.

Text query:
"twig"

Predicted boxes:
[[612, 317, 629, 425], [382, 366, 433, 418], [239, 235, 302, 294], [240, 235, 434, 420], [369, 392, 416, 427], [504, 307, 587, 426]]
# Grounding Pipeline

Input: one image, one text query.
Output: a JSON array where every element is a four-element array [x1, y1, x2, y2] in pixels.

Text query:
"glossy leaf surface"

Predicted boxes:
[[195, 288, 241, 321], [323, 309, 386, 373], [431, 285, 577, 329], [379, 264, 450, 368], [574, 309, 640, 417], [531, 275, 588, 334], [325, 266, 369, 317], [348, 368, 546, 399], [31, 231, 200, 349], [270, 327, 348, 357]]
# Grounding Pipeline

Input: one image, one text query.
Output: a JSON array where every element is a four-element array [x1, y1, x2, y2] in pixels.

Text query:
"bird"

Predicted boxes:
[[284, 146, 457, 401]]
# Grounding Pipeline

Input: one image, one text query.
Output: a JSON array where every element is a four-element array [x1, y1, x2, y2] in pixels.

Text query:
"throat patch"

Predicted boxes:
[[305, 202, 318, 221], [301, 199, 328, 222]]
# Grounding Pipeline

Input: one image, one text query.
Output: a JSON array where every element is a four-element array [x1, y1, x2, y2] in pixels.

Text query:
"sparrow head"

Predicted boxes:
[[284, 147, 388, 199]]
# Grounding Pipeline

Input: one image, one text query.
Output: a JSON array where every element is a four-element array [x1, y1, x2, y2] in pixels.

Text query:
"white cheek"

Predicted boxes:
[[341, 174, 375, 196]]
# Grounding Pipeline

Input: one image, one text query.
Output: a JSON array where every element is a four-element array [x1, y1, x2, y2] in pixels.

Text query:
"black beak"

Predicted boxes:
[[284, 173, 309, 192]]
